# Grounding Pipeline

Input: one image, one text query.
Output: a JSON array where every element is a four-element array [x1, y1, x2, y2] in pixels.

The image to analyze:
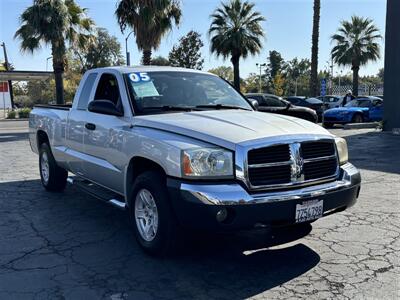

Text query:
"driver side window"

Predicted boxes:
[[266, 97, 285, 107], [372, 99, 383, 107], [93, 73, 124, 113]]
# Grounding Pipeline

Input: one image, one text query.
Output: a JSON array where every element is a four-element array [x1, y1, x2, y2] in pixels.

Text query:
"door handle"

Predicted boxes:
[[85, 123, 96, 130]]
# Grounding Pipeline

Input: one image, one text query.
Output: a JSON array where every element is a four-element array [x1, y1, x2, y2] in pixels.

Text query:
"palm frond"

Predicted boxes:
[[208, 0, 265, 60], [331, 15, 382, 67]]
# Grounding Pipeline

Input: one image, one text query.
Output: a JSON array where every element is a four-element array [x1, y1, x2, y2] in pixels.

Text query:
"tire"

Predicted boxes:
[[128, 171, 181, 256], [323, 122, 334, 128], [39, 143, 68, 192], [352, 114, 364, 123]]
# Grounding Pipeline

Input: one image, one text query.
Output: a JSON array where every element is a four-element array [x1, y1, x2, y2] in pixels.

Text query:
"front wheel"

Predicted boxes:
[[352, 114, 364, 123], [128, 171, 181, 256], [39, 143, 68, 192]]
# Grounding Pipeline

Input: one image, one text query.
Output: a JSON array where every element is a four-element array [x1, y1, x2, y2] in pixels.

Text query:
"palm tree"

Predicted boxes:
[[309, 0, 320, 97], [116, 0, 181, 65], [15, 0, 95, 104], [209, 0, 265, 91], [331, 16, 382, 96]]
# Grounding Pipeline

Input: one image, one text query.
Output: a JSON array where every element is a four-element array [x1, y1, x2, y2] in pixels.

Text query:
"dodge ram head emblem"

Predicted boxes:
[[289, 143, 305, 182]]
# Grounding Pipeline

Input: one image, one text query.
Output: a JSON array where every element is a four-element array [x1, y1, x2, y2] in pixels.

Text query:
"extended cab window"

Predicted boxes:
[[77, 73, 97, 110], [92, 73, 123, 113]]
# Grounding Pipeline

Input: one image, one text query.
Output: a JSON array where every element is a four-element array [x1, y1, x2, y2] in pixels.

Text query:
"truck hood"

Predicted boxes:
[[134, 110, 332, 150]]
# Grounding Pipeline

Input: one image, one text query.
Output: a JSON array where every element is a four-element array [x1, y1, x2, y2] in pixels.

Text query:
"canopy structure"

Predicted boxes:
[[0, 70, 53, 81], [0, 70, 53, 109]]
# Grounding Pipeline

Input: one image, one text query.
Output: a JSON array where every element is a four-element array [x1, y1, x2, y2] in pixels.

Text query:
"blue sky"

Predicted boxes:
[[0, 0, 386, 77]]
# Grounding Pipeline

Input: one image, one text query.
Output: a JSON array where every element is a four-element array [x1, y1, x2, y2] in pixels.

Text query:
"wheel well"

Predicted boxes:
[[37, 130, 49, 147], [352, 112, 364, 121], [126, 157, 166, 199]]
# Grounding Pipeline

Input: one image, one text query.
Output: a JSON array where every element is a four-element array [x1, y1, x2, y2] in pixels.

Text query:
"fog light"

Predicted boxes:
[[216, 208, 228, 222]]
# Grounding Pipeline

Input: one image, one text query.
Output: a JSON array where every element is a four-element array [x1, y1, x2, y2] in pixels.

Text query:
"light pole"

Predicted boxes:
[[125, 30, 134, 66], [46, 56, 52, 71], [338, 70, 343, 95], [256, 63, 266, 93], [1, 42, 14, 110]]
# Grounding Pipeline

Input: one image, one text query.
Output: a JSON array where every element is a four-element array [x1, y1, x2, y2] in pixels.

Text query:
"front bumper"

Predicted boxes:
[[167, 163, 361, 230]]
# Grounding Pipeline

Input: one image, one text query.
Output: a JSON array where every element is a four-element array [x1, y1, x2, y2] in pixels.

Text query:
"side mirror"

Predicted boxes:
[[248, 98, 259, 110], [88, 100, 123, 117], [286, 102, 291, 109]]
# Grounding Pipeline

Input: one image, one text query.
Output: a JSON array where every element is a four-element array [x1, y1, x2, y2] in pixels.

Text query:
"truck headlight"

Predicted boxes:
[[182, 148, 233, 178], [335, 137, 348, 165]]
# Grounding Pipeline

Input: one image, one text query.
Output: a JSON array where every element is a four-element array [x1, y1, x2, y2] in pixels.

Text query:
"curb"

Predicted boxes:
[[344, 122, 380, 130], [0, 118, 29, 122]]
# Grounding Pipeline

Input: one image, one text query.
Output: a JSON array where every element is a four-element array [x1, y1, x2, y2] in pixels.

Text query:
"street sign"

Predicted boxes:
[[320, 79, 326, 96]]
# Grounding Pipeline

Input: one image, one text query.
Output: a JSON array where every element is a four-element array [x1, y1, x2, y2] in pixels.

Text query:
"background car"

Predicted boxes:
[[285, 96, 324, 121], [323, 96, 383, 128], [317, 95, 343, 109], [246, 93, 318, 123]]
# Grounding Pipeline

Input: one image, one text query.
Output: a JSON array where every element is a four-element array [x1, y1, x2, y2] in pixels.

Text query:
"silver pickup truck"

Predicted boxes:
[[29, 66, 361, 255]]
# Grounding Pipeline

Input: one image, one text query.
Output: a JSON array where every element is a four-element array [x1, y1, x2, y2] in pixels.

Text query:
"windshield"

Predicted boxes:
[[306, 97, 323, 104], [345, 99, 371, 107], [125, 71, 253, 114]]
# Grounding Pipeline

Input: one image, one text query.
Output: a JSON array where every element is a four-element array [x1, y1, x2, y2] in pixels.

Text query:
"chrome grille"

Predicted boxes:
[[246, 139, 338, 189], [248, 144, 290, 164]]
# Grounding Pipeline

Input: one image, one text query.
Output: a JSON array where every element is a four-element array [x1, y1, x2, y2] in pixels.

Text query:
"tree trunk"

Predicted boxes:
[[309, 0, 321, 97], [52, 58, 65, 105], [231, 56, 240, 91], [352, 65, 359, 97], [142, 49, 152, 65]]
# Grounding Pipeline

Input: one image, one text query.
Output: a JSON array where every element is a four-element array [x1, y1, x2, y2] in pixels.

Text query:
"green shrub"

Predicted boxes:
[[18, 107, 31, 119], [6, 110, 17, 119]]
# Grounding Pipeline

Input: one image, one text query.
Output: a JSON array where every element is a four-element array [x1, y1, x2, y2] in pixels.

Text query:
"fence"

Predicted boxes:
[[330, 84, 384, 96]]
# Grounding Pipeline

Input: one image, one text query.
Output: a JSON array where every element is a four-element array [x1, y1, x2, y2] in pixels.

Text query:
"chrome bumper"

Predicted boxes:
[[180, 163, 361, 205]]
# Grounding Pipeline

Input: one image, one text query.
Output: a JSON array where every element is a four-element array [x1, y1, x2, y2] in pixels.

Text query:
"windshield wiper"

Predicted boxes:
[[195, 104, 251, 111], [142, 105, 197, 112]]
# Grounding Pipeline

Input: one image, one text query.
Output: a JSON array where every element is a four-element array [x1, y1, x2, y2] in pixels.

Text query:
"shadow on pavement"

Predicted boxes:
[[0, 132, 29, 143], [0, 179, 320, 299], [343, 131, 400, 175]]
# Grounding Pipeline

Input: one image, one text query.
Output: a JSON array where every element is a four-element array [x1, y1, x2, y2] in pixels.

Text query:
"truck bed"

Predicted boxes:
[[34, 104, 72, 110]]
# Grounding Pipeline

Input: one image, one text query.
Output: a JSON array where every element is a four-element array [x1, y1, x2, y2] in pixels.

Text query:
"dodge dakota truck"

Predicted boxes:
[[29, 66, 361, 255]]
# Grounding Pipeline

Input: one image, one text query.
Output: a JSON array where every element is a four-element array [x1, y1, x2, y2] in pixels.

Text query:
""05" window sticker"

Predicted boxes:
[[129, 72, 151, 82]]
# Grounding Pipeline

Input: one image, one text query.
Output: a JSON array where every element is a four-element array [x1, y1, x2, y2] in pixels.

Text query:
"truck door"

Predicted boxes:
[[65, 72, 97, 175], [82, 72, 129, 194]]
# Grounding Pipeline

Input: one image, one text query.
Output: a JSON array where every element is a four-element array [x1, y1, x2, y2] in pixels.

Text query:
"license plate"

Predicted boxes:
[[295, 200, 323, 223]]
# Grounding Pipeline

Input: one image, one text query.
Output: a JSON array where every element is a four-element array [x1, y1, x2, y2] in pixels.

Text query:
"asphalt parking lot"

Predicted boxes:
[[0, 120, 399, 299]]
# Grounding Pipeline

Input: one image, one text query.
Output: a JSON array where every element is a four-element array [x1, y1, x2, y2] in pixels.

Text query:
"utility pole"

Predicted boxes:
[[1, 42, 14, 110], [125, 30, 134, 66], [256, 63, 266, 93]]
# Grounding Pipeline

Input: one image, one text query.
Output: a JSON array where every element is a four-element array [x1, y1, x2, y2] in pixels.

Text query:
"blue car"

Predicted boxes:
[[323, 96, 383, 128]]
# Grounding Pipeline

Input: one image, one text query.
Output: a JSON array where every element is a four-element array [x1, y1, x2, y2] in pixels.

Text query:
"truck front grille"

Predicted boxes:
[[246, 140, 338, 189]]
